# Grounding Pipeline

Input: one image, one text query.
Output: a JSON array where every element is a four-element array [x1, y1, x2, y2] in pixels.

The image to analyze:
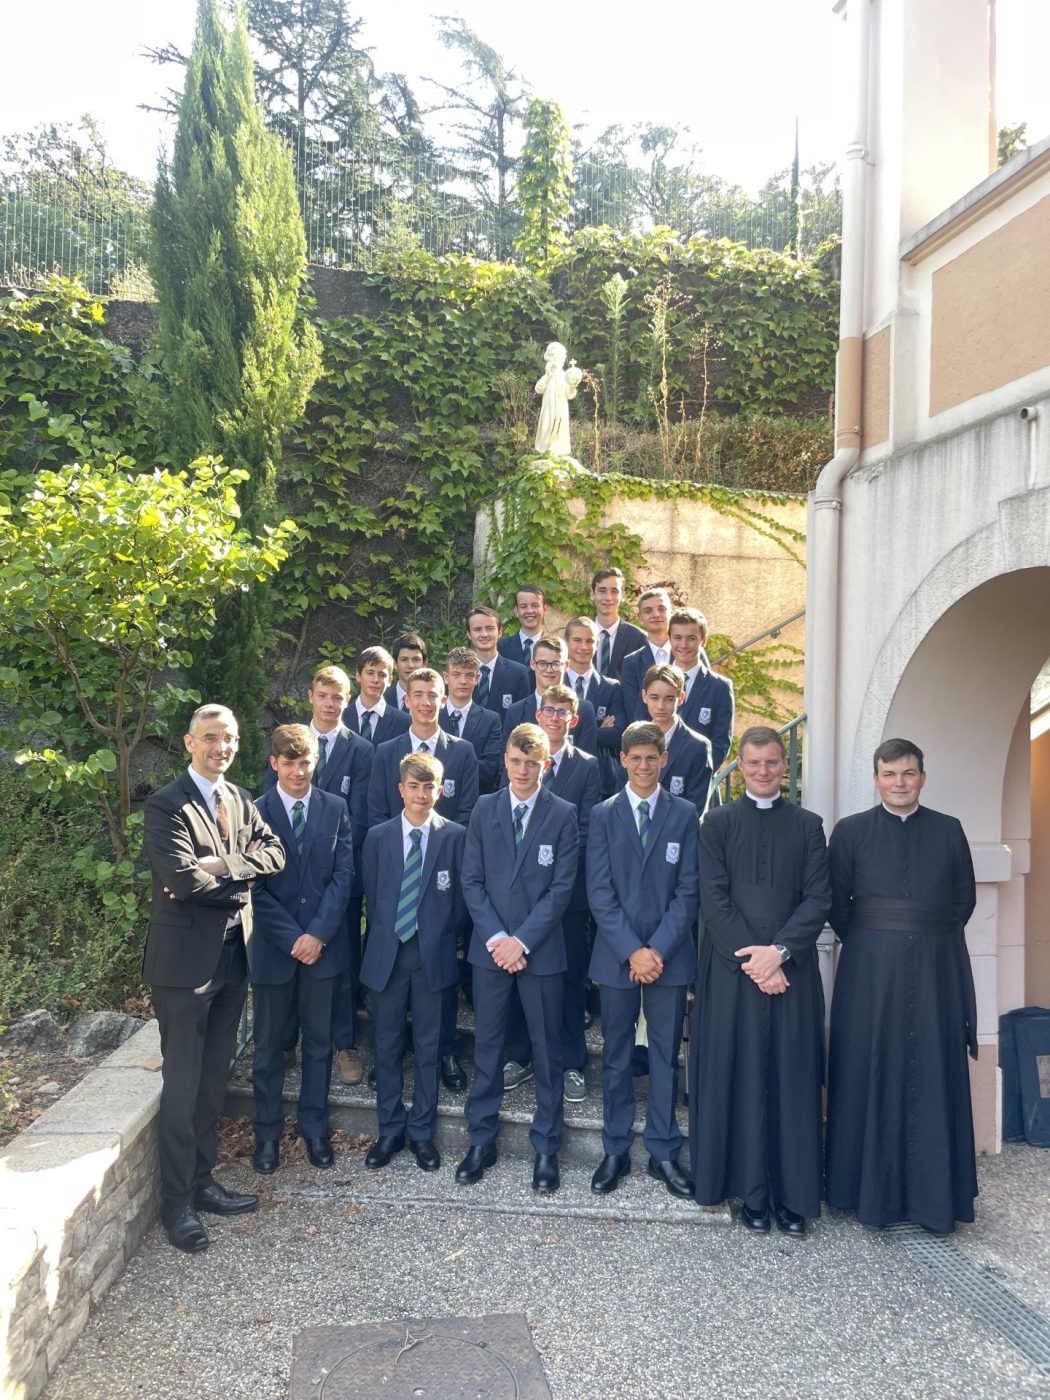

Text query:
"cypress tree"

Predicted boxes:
[[151, 0, 320, 781]]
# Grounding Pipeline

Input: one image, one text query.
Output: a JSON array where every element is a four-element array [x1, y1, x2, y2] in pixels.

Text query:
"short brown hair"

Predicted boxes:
[[739, 725, 785, 758], [271, 723, 318, 760], [532, 633, 567, 660], [311, 664, 352, 694], [399, 751, 445, 785], [444, 647, 480, 674], [622, 721, 666, 755], [392, 632, 428, 662], [591, 567, 624, 590], [506, 722, 550, 760], [642, 663, 685, 694], [637, 587, 672, 609], [515, 584, 547, 604], [668, 607, 708, 640], [564, 616, 598, 640], [874, 737, 924, 772], [541, 683, 578, 713], [466, 603, 500, 625], [356, 645, 394, 675], [406, 667, 444, 694]]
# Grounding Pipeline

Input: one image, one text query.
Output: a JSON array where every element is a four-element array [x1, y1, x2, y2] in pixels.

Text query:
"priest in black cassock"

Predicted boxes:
[[824, 738, 978, 1235], [690, 726, 831, 1235]]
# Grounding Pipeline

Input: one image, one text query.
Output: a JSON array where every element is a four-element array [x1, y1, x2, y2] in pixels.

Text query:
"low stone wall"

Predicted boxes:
[[0, 1022, 163, 1400]]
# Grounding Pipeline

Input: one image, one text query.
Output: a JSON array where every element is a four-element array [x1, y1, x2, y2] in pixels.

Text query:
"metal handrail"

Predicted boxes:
[[710, 608, 805, 666], [712, 711, 806, 807]]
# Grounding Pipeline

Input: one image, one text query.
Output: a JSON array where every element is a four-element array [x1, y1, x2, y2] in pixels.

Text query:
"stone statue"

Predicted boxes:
[[534, 341, 584, 456]]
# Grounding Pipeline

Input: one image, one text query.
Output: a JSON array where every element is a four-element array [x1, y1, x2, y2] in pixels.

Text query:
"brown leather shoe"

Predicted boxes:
[[336, 1048, 364, 1086]]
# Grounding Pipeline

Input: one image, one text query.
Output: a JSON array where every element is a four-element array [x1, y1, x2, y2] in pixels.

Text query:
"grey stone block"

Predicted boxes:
[[0, 1009, 63, 1053], [22, 1067, 161, 1143], [44, 1294, 89, 1373], [97, 1018, 161, 1070], [66, 1011, 145, 1060]]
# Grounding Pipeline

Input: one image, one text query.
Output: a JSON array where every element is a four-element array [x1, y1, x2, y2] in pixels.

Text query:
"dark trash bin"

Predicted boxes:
[[999, 1006, 1050, 1147]]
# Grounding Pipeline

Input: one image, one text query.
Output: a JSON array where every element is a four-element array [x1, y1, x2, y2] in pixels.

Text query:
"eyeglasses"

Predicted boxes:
[[539, 706, 573, 720], [533, 659, 563, 671]]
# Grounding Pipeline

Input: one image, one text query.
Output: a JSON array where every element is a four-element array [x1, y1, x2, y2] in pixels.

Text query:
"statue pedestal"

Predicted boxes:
[[524, 454, 587, 479]]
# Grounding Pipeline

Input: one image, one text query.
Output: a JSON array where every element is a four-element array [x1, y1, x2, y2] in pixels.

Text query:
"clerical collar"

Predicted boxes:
[[882, 802, 920, 821], [745, 791, 780, 809]]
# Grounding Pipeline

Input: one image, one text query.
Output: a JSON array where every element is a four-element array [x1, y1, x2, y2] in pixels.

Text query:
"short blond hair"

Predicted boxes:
[[444, 647, 480, 674], [311, 664, 353, 695], [541, 683, 578, 713], [271, 723, 318, 760]]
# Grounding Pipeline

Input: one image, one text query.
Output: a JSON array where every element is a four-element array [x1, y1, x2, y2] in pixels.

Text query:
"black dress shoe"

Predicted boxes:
[[441, 1054, 468, 1092], [305, 1136, 334, 1169], [455, 1142, 497, 1184], [532, 1152, 560, 1194], [591, 1152, 631, 1194], [740, 1204, 772, 1233], [773, 1205, 807, 1235], [163, 1206, 208, 1253], [410, 1139, 441, 1172], [193, 1181, 259, 1216], [365, 1133, 405, 1169], [647, 1155, 694, 1198], [252, 1139, 279, 1174]]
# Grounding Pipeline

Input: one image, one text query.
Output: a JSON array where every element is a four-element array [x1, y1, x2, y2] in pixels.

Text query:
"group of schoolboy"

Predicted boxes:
[[249, 569, 734, 1201]]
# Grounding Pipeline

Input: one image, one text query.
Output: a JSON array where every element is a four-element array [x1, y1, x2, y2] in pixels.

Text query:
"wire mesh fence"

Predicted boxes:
[[1, 133, 842, 296]]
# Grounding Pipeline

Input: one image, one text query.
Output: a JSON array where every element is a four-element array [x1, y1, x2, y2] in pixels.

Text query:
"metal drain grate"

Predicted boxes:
[[889, 1225, 1050, 1376]]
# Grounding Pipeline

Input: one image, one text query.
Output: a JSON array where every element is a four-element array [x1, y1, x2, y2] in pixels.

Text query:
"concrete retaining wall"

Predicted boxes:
[[0, 1023, 163, 1400]]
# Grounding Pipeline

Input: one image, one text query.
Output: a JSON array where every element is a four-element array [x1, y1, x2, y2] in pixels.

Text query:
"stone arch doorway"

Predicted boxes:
[[857, 563, 1050, 1148]]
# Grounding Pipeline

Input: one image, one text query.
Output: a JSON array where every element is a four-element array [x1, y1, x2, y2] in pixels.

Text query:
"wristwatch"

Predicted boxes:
[[774, 943, 789, 965]]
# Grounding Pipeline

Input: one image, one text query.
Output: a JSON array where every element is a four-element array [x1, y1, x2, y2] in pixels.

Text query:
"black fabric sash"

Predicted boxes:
[[850, 896, 958, 934], [731, 881, 800, 924]]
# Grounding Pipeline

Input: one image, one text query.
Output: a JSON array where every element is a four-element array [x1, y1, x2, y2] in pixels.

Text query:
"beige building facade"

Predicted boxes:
[[806, 0, 1050, 1151]]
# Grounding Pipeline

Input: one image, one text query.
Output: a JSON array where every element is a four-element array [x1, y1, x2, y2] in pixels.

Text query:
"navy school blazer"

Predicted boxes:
[[502, 693, 599, 760], [586, 788, 700, 989], [250, 785, 354, 984], [439, 702, 503, 792], [359, 813, 468, 994], [473, 654, 531, 717], [263, 723, 371, 897], [367, 728, 480, 828], [500, 742, 601, 911], [462, 787, 579, 976], [342, 701, 411, 747]]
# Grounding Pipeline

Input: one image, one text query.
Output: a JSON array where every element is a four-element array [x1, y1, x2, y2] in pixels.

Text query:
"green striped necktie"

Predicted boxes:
[[291, 799, 306, 856], [394, 828, 423, 943], [315, 734, 328, 774], [637, 798, 650, 850], [513, 802, 528, 843]]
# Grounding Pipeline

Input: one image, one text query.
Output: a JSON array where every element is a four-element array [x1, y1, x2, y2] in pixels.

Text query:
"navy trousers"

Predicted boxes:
[[503, 909, 591, 1073], [599, 982, 687, 1158], [467, 963, 564, 1155], [369, 937, 445, 1142], [252, 968, 335, 1140]]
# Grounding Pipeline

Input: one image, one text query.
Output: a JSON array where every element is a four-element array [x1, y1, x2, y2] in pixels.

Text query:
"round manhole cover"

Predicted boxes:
[[320, 1334, 520, 1398]]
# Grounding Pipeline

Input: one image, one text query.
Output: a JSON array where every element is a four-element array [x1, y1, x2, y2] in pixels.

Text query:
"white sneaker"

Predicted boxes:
[[563, 1069, 586, 1102]]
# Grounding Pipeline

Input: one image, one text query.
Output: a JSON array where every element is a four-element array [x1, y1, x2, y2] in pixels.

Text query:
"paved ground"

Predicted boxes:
[[45, 1137, 1050, 1399]]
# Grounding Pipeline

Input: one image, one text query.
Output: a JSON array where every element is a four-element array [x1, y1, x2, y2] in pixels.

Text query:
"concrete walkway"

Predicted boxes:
[[44, 1140, 1050, 1399]]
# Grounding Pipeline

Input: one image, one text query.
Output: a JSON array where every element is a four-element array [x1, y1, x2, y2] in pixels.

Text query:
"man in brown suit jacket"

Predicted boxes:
[[143, 704, 285, 1253]]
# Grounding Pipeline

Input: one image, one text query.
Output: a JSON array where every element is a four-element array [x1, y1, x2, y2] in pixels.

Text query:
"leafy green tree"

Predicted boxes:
[[0, 460, 295, 861], [150, 0, 321, 781], [429, 16, 528, 257], [997, 121, 1028, 167], [0, 118, 151, 294], [515, 98, 573, 271]]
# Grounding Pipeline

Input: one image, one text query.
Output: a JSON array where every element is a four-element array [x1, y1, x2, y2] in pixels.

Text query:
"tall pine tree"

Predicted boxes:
[[151, 0, 320, 782]]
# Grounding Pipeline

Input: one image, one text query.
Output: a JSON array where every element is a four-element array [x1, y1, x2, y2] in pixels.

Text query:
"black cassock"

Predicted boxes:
[[690, 795, 831, 1217], [824, 804, 978, 1233]]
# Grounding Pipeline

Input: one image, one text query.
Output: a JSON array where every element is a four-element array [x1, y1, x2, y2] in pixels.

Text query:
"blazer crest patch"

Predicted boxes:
[[538, 844, 554, 867], [665, 842, 680, 864], [442, 778, 456, 798], [436, 870, 451, 891], [596, 705, 607, 719], [698, 706, 712, 724], [669, 775, 684, 795], [502, 693, 513, 708], [340, 775, 351, 794]]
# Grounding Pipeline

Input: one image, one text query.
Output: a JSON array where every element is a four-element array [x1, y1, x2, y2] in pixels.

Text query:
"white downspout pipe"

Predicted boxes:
[[806, 0, 871, 835]]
